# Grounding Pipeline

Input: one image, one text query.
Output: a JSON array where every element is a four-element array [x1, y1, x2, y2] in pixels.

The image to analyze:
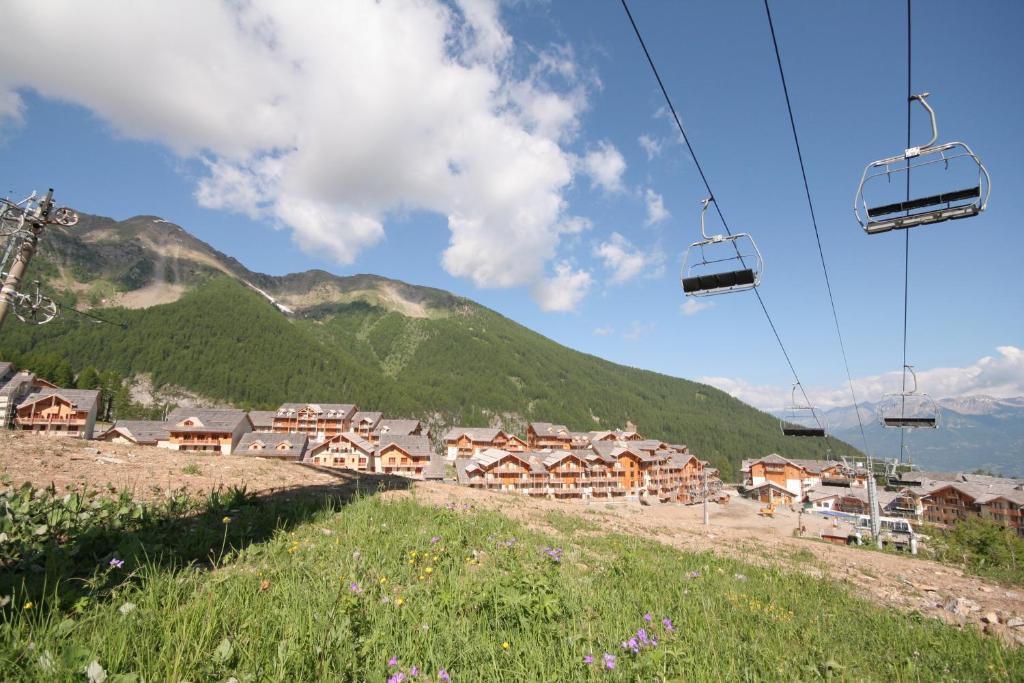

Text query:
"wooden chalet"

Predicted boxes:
[[272, 403, 356, 442], [307, 431, 376, 471], [236, 432, 307, 461], [351, 411, 383, 439], [375, 434, 440, 479], [527, 422, 572, 450], [162, 408, 251, 455], [741, 454, 862, 499], [14, 388, 100, 439], [96, 420, 170, 446], [456, 448, 547, 496], [443, 427, 511, 460]]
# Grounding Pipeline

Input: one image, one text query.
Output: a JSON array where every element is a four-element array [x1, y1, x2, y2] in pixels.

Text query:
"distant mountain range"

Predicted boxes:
[[821, 395, 1024, 476], [0, 212, 866, 480]]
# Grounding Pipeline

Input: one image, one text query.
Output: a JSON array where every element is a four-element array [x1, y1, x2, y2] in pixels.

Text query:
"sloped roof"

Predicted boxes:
[[247, 410, 277, 430], [0, 362, 12, 378], [352, 411, 383, 425], [237, 432, 307, 458], [0, 371, 34, 397], [529, 422, 570, 437], [166, 407, 248, 433], [99, 420, 170, 444], [443, 426, 504, 443], [373, 419, 424, 437], [423, 454, 447, 480], [18, 388, 100, 412], [542, 450, 588, 467], [377, 434, 433, 458]]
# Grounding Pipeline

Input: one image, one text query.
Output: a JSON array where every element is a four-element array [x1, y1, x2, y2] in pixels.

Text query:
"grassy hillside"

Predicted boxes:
[[0, 276, 860, 479], [1, 484, 1019, 681]]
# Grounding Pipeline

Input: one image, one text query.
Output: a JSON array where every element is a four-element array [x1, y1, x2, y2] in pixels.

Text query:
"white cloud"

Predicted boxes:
[[700, 345, 1024, 411], [0, 0, 599, 308], [594, 232, 663, 284], [638, 134, 661, 160], [581, 140, 626, 193], [622, 321, 655, 341], [593, 326, 614, 337], [531, 261, 592, 312], [680, 299, 713, 316], [644, 188, 669, 225], [0, 89, 23, 126]]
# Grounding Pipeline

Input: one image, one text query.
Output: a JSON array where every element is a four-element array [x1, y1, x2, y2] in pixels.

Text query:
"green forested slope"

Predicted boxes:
[[0, 277, 860, 479]]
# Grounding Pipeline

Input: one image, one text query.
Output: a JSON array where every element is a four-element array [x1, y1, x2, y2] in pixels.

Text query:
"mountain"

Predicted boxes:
[[822, 396, 1024, 476], [0, 213, 866, 479]]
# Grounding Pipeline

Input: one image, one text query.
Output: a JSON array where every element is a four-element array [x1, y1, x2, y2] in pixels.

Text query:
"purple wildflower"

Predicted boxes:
[[438, 670, 450, 682], [643, 612, 652, 622], [430, 535, 442, 545], [688, 570, 701, 579], [410, 666, 419, 677], [109, 558, 124, 569], [388, 656, 398, 668], [662, 617, 675, 632], [621, 637, 640, 654], [603, 653, 616, 670], [387, 673, 406, 683], [583, 655, 593, 665], [349, 582, 362, 594], [637, 628, 649, 645]]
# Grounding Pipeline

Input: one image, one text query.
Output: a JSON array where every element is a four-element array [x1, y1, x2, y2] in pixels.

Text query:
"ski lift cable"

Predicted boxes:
[[618, 0, 816, 415], [760, 0, 870, 455], [900, 0, 913, 463]]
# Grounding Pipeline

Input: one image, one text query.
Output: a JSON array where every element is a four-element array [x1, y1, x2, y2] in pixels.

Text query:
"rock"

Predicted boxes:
[[82, 447, 100, 455], [984, 622, 1016, 646], [982, 612, 1000, 625], [1006, 617, 1024, 629], [979, 586, 993, 593], [1006, 591, 1021, 600], [915, 584, 938, 592], [944, 597, 980, 617]]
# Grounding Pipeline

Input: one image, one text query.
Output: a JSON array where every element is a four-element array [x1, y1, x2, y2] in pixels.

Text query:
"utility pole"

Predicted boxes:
[[0, 188, 77, 332]]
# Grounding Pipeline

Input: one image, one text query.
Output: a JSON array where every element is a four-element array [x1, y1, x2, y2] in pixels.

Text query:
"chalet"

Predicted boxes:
[[527, 422, 572, 450], [742, 455, 856, 499], [14, 388, 100, 439], [371, 419, 427, 445], [272, 403, 356, 442], [375, 434, 436, 478], [542, 450, 592, 498], [96, 420, 170, 446], [978, 492, 1024, 538], [744, 481, 797, 505], [457, 448, 546, 496], [236, 432, 307, 461], [505, 434, 528, 452], [351, 411, 383, 439], [443, 427, 510, 460], [247, 410, 277, 432], [307, 431, 376, 471], [161, 408, 251, 455]]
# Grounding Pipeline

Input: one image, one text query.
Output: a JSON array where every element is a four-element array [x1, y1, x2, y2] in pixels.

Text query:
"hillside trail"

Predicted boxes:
[[2, 432, 1022, 645]]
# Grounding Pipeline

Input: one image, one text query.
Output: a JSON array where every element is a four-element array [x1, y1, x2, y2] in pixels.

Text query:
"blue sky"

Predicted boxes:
[[0, 0, 1021, 410]]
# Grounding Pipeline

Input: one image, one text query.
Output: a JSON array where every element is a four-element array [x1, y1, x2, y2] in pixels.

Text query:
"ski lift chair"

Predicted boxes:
[[855, 93, 990, 235], [780, 383, 827, 437], [681, 197, 763, 296], [878, 365, 939, 428]]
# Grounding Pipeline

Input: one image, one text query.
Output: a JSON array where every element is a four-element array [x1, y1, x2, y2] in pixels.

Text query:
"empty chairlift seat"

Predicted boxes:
[[855, 93, 990, 235], [681, 198, 763, 297], [779, 384, 827, 438], [877, 366, 939, 430]]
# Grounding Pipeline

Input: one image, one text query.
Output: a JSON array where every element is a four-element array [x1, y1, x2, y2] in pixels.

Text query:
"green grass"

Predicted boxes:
[[180, 463, 201, 476], [1, 486, 1021, 681]]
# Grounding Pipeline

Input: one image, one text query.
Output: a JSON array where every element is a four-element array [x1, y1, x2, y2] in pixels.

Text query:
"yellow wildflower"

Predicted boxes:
[[380, 577, 388, 584], [425, 567, 433, 575], [502, 641, 510, 651], [396, 597, 405, 606], [418, 574, 425, 581], [23, 601, 33, 610], [222, 516, 231, 525]]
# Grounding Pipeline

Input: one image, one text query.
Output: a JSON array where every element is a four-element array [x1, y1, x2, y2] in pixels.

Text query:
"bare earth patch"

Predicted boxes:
[[2, 431, 1022, 644]]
